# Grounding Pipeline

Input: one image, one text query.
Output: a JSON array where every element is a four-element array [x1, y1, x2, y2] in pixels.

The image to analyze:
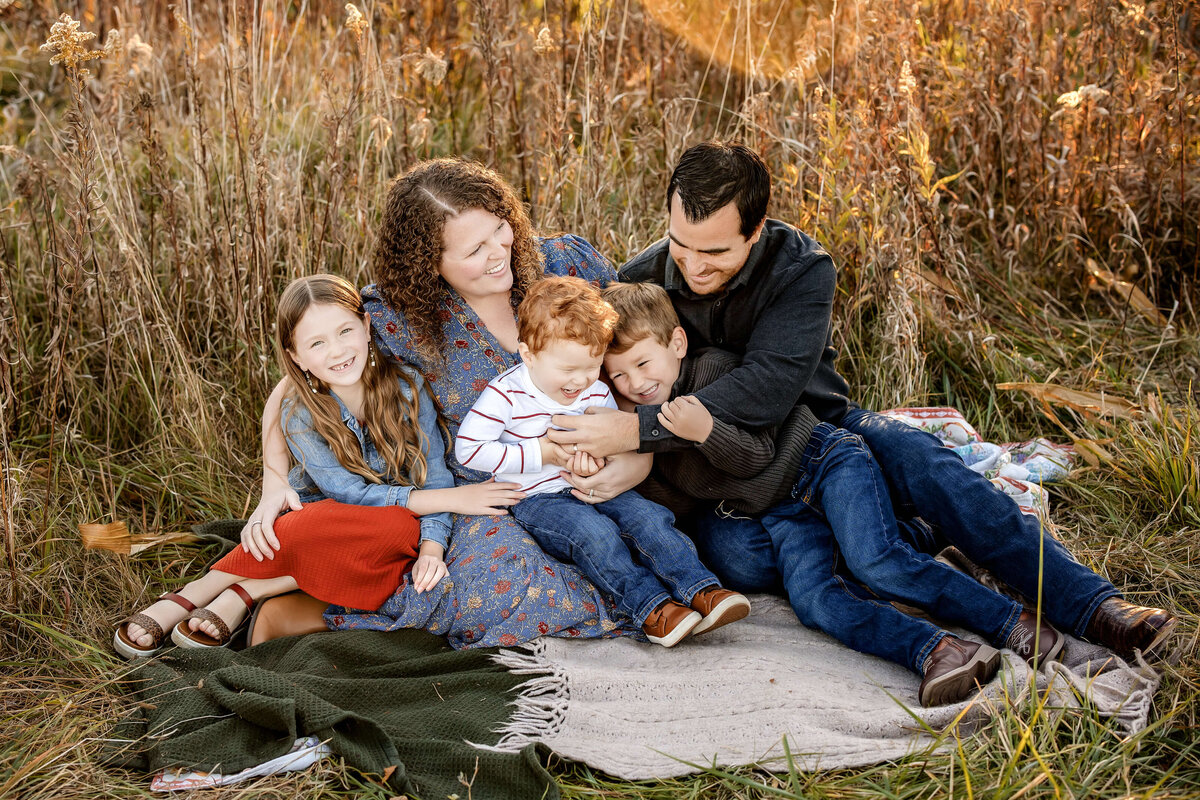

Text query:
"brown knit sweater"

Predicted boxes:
[[638, 349, 819, 516]]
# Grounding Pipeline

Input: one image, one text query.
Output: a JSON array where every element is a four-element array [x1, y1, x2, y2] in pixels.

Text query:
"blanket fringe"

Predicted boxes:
[[475, 639, 570, 753]]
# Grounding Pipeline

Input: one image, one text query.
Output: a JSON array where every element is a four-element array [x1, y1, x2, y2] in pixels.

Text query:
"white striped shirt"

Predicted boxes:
[[454, 363, 616, 494]]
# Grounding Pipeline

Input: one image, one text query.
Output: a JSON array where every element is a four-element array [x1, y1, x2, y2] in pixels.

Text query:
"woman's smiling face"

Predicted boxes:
[[439, 208, 515, 301]]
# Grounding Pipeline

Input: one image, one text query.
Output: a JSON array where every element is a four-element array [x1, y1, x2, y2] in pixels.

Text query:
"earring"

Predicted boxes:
[[369, 344, 377, 369], [305, 371, 318, 394]]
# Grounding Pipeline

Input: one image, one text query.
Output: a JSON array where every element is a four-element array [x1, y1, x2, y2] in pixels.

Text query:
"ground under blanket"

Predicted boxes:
[[105, 628, 558, 799], [487, 595, 1160, 780]]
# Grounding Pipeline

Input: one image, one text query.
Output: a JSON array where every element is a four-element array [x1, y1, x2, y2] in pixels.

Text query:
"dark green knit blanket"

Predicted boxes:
[[106, 628, 557, 799]]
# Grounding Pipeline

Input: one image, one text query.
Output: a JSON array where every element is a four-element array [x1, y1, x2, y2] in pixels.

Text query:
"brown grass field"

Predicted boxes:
[[1, 0, 1198, 797]]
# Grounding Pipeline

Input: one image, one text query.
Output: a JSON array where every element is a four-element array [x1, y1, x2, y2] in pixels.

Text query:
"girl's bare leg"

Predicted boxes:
[[189, 575, 301, 639], [124, 570, 242, 648]]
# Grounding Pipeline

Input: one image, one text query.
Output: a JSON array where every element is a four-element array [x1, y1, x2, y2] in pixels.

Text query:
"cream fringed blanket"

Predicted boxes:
[[487, 596, 1161, 780]]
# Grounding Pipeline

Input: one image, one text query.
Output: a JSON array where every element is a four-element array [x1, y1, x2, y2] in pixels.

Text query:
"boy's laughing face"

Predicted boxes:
[[603, 327, 688, 406]]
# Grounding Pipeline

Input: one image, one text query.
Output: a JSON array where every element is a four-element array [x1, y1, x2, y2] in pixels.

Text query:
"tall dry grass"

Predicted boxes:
[[1, 0, 1198, 798]]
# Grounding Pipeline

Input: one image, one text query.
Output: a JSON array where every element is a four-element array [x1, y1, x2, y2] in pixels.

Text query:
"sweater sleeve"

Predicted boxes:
[[693, 255, 837, 430], [454, 383, 543, 475]]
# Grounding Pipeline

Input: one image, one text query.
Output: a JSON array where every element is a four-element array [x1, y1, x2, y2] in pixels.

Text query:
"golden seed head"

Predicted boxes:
[[344, 4, 369, 42], [415, 47, 447, 85], [899, 60, 917, 96], [39, 13, 103, 78], [534, 26, 556, 55]]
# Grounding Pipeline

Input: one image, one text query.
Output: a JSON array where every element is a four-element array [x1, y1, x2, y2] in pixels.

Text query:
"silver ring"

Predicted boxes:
[[588, 489, 594, 499], [251, 521, 262, 528], [574, 443, 579, 453]]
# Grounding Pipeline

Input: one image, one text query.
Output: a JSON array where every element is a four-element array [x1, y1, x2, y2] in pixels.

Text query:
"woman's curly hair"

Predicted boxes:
[[373, 158, 544, 369]]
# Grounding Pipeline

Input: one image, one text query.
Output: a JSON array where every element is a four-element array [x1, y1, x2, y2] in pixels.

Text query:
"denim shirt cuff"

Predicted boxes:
[[418, 519, 451, 549], [390, 484, 414, 508]]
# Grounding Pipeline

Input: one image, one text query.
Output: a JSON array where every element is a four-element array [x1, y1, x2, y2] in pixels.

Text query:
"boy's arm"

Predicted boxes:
[[454, 385, 547, 474], [659, 394, 777, 478]]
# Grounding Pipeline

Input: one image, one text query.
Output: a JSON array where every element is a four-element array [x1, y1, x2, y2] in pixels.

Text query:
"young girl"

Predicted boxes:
[[114, 274, 521, 658]]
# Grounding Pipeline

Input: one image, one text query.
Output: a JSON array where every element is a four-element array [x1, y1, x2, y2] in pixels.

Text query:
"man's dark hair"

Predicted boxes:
[[667, 141, 771, 238]]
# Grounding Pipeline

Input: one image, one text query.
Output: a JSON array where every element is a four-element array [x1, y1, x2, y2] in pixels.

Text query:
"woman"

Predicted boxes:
[[242, 158, 651, 648]]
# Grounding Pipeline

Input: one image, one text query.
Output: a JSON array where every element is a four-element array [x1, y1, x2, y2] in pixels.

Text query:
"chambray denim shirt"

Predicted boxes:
[[283, 368, 454, 549]]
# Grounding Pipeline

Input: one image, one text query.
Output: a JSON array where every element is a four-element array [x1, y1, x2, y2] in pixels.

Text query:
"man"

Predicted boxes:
[[548, 140, 1177, 662]]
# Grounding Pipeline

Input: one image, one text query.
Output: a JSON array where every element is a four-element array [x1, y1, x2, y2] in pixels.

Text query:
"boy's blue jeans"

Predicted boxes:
[[512, 489, 718, 627], [838, 409, 1119, 637]]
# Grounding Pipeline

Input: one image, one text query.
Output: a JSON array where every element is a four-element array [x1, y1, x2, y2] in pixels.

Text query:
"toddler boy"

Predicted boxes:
[[454, 276, 750, 647], [601, 281, 1063, 707]]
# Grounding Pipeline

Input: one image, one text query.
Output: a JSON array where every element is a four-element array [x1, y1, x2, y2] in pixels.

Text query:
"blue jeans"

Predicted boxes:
[[839, 408, 1120, 636], [785, 423, 1025, 647], [512, 490, 718, 626], [697, 504, 945, 674]]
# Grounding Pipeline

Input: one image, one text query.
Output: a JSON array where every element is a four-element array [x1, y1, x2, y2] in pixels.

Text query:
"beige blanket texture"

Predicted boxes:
[[487, 595, 1161, 779]]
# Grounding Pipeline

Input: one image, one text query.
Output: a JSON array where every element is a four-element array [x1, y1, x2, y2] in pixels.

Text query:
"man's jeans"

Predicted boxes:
[[781, 423, 1025, 646], [513, 489, 718, 626], [839, 408, 1119, 637]]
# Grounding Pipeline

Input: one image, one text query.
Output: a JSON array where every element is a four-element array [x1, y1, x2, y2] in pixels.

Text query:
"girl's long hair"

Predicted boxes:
[[372, 157, 544, 369], [277, 275, 430, 487]]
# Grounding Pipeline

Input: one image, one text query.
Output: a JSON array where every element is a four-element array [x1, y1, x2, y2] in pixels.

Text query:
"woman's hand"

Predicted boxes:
[[560, 450, 652, 504], [411, 541, 448, 594], [657, 395, 713, 443], [241, 487, 303, 561]]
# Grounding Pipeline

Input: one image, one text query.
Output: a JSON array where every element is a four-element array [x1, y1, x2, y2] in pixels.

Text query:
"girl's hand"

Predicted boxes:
[[448, 479, 526, 515], [657, 395, 713, 444], [241, 487, 303, 561], [411, 541, 448, 594]]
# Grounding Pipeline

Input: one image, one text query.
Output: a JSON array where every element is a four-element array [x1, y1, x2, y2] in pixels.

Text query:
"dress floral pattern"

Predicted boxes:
[[325, 235, 641, 648]]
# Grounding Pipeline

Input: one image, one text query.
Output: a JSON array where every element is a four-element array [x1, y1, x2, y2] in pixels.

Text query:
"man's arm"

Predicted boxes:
[[693, 258, 836, 430]]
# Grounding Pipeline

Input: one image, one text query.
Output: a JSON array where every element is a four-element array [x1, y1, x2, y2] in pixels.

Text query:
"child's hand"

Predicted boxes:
[[570, 450, 606, 477], [539, 436, 574, 469], [411, 541, 448, 594], [657, 395, 714, 443], [448, 479, 525, 515]]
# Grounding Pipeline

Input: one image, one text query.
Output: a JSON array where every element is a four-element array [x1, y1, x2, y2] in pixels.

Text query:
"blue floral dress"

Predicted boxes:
[[325, 235, 641, 648]]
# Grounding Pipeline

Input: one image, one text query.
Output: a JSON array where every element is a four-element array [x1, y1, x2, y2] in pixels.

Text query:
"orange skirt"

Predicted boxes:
[[212, 499, 421, 610]]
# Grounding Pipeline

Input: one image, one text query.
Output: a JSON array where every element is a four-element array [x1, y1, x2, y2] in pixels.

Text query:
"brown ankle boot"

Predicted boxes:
[[1005, 610, 1065, 670], [246, 591, 330, 647], [690, 587, 751, 636], [918, 636, 1000, 707], [1084, 597, 1177, 660]]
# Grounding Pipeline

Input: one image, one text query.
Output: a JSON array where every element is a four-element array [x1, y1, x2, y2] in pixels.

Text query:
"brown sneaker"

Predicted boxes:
[[642, 600, 702, 647], [1005, 609, 1065, 669], [1084, 597, 1178, 660], [690, 587, 751, 636], [918, 636, 1001, 708]]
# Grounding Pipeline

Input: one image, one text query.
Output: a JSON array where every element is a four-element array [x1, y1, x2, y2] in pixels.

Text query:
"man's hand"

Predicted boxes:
[[411, 540, 448, 594], [241, 487, 303, 561], [547, 407, 639, 458], [560, 450, 653, 504], [658, 395, 714, 444]]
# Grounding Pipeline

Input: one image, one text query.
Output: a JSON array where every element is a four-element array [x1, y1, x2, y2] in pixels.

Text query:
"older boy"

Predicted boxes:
[[602, 282, 1074, 706], [454, 276, 749, 647]]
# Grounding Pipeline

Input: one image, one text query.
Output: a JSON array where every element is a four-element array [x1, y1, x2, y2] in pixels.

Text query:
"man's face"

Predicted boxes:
[[667, 194, 763, 295]]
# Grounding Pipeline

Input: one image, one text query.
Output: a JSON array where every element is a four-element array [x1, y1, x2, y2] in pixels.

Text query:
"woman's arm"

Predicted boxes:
[[242, 379, 303, 562]]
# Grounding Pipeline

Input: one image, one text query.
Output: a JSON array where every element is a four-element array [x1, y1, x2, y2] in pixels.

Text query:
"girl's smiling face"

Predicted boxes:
[[288, 303, 372, 390], [439, 208, 515, 301]]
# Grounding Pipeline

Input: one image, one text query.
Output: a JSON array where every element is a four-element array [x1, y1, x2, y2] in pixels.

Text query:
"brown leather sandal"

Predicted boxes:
[[170, 584, 256, 649], [113, 592, 197, 659]]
